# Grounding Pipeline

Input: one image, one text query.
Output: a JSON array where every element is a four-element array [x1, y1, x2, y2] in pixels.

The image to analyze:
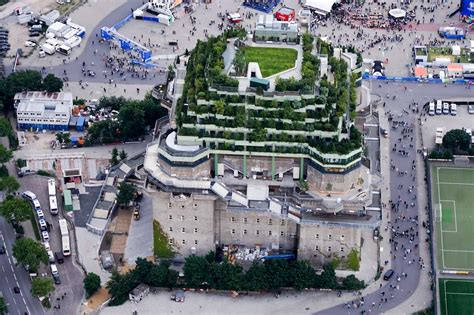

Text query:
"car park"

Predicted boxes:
[[21, 191, 37, 201], [42, 231, 49, 242], [38, 219, 47, 231]]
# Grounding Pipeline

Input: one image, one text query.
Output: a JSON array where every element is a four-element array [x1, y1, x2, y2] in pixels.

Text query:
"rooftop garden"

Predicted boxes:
[[239, 46, 298, 77], [175, 31, 362, 159], [428, 46, 471, 63]]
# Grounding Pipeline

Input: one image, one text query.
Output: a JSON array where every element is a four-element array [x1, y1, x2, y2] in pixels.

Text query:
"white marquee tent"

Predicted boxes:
[[303, 0, 338, 16]]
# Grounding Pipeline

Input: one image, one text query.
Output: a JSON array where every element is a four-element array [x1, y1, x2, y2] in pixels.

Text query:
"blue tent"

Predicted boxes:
[[461, 0, 474, 16]]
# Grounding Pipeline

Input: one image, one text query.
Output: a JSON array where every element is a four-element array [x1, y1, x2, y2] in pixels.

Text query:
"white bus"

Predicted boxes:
[[49, 196, 58, 215], [47, 179, 56, 196], [61, 235, 70, 256], [58, 219, 68, 237]]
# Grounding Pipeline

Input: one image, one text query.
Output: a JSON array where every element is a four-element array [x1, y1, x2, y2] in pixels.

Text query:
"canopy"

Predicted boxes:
[[389, 8, 406, 19], [304, 0, 337, 15]]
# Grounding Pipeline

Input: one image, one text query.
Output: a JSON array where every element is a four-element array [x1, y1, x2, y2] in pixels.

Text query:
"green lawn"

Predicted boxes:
[[439, 278, 474, 315], [243, 47, 297, 77], [153, 220, 174, 258], [431, 166, 474, 270], [428, 47, 470, 63]]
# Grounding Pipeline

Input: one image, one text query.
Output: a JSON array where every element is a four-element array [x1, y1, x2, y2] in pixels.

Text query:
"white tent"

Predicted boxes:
[[304, 0, 337, 16], [388, 8, 406, 19]]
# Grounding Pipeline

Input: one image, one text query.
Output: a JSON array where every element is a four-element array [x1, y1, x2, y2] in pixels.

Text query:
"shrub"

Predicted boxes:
[[347, 249, 360, 271]]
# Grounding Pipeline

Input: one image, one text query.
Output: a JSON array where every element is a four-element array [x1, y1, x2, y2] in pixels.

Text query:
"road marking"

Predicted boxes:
[[7, 256, 11, 265], [12, 298, 16, 305], [1, 265, 4, 272], [13, 273, 17, 281]]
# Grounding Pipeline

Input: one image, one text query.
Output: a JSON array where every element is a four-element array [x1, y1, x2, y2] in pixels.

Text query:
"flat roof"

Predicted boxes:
[[247, 184, 269, 201]]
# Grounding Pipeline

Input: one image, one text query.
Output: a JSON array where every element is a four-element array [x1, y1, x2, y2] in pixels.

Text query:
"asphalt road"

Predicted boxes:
[[18, 175, 84, 315], [318, 82, 474, 314], [12, 0, 167, 86], [0, 218, 44, 315]]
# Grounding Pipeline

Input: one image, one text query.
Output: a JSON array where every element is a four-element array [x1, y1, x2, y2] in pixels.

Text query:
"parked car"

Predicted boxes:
[[171, 290, 185, 302], [24, 40, 36, 47], [0, 245, 5, 254], [43, 241, 51, 251], [36, 209, 44, 220], [41, 231, 49, 242], [29, 32, 41, 37], [468, 105, 474, 114], [38, 219, 47, 231], [442, 102, 450, 114], [13, 286, 20, 294], [47, 250, 55, 263], [53, 273, 61, 285], [21, 191, 37, 201]]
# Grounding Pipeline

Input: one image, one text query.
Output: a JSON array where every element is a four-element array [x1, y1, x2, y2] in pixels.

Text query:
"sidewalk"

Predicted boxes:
[[75, 227, 110, 284]]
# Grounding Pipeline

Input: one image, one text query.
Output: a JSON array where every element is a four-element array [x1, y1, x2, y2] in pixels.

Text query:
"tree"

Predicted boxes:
[[106, 271, 139, 306], [140, 95, 167, 128], [0, 296, 6, 315], [0, 117, 12, 137], [183, 255, 210, 288], [31, 277, 54, 298], [0, 176, 20, 195], [116, 182, 136, 206], [119, 149, 127, 161], [208, 260, 243, 291], [118, 102, 145, 141], [291, 261, 316, 290], [0, 70, 43, 110], [110, 148, 119, 166], [42, 74, 63, 93], [442, 129, 471, 153], [0, 144, 12, 165], [12, 238, 48, 272], [233, 50, 246, 74], [318, 263, 338, 289], [214, 99, 225, 115], [342, 275, 365, 290], [347, 249, 360, 271], [0, 197, 32, 224], [83, 272, 101, 298]]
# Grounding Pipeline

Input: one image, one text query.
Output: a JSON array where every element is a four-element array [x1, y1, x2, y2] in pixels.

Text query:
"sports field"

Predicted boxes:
[[432, 166, 474, 270], [439, 278, 474, 315]]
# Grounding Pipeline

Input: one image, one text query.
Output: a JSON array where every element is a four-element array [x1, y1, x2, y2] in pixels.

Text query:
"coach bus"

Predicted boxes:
[[49, 196, 58, 215], [58, 219, 70, 256], [47, 179, 56, 196]]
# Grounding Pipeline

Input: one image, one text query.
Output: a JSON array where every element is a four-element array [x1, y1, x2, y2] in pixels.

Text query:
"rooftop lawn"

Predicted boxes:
[[243, 47, 298, 77], [428, 47, 470, 63], [153, 220, 174, 258]]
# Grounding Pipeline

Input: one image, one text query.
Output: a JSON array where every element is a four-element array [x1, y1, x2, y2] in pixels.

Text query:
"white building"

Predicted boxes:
[[14, 91, 73, 131]]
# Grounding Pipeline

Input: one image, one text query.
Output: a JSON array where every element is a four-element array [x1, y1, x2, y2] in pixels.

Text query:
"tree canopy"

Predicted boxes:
[[118, 101, 145, 141], [0, 144, 12, 165], [0, 176, 20, 195], [31, 277, 55, 298], [83, 272, 101, 298], [42, 74, 63, 93], [116, 182, 136, 206], [442, 129, 471, 153], [12, 237, 48, 272], [0, 197, 32, 224]]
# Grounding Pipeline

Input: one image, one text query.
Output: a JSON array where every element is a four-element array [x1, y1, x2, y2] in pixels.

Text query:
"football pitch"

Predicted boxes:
[[439, 278, 474, 315], [432, 166, 474, 270]]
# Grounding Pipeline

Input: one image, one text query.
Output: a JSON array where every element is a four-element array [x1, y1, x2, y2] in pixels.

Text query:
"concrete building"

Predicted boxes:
[[254, 14, 299, 43], [145, 36, 379, 267], [14, 91, 73, 131], [129, 284, 150, 303]]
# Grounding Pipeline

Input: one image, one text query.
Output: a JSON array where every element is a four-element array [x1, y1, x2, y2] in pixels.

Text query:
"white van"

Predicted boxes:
[[436, 100, 442, 115], [450, 103, 457, 115], [32, 199, 41, 210], [21, 191, 37, 201], [50, 264, 58, 275], [428, 102, 435, 116]]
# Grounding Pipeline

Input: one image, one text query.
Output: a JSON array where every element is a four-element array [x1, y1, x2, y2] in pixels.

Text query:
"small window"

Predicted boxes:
[[315, 234, 319, 239], [194, 240, 198, 245], [194, 228, 198, 233], [181, 205, 185, 209], [194, 203, 198, 208], [181, 228, 186, 233], [340, 247, 345, 252], [268, 219, 273, 225], [243, 229, 248, 235], [168, 203, 172, 208], [169, 227, 173, 232], [231, 229, 235, 234], [280, 231, 284, 236], [168, 238, 173, 245], [243, 217, 248, 224], [341, 235, 345, 241], [328, 234, 332, 240], [194, 216, 198, 221], [328, 246, 332, 252], [182, 239, 186, 245], [169, 215, 173, 220], [315, 245, 319, 251], [256, 230, 260, 235], [231, 217, 235, 222], [256, 218, 260, 223], [280, 220, 285, 225], [268, 230, 272, 236], [180, 215, 185, 221]]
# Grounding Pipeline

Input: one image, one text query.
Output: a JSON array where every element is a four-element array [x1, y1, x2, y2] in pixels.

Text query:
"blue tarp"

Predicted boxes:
[[76, 117, 85, 131], [461, 0, 474, 16]]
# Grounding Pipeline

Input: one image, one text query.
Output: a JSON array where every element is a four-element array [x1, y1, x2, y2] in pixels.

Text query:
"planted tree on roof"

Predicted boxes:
[[110, 148, 119, 166], [116, 182, 136, 207]]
